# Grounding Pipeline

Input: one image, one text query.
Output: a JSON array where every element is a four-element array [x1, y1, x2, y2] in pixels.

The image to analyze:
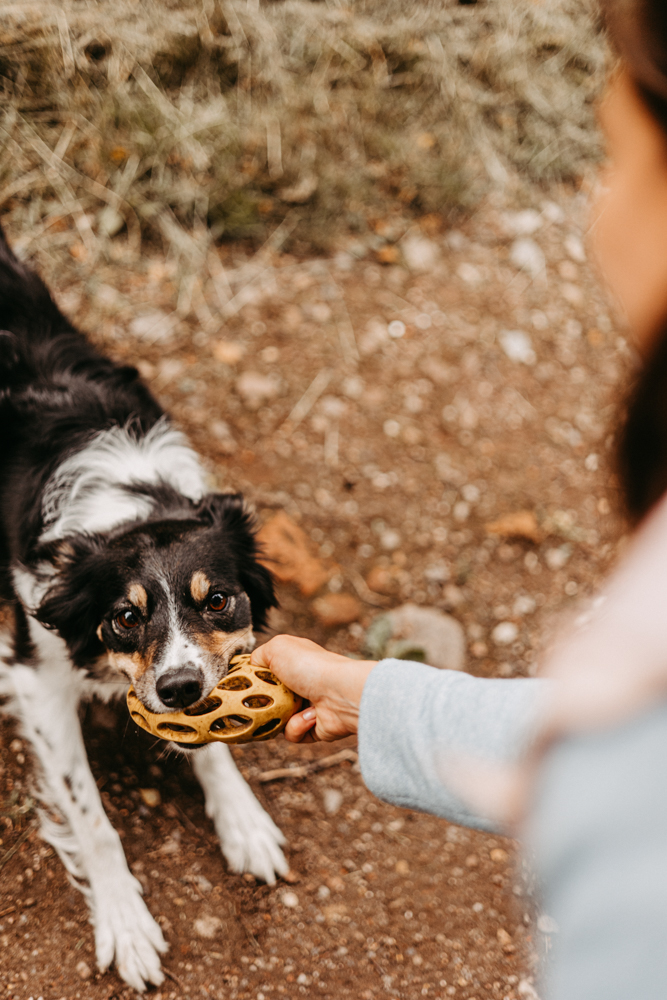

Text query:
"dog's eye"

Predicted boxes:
[[116, 609, 141, 630], [208, 593, 228, 612]]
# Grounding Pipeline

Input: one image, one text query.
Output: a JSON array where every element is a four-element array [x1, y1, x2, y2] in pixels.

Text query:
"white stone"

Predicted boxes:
[[380, 529, 402, 551], [513, 595, 536, 616], [461, 483, 480, 503], [423, 562, 450, 583], [383, 604, 466, 671], [415, 312, 432, 330], [342, 375, 364, 399], [500, 329, 536, 365], [541, 201, 565, 224], [545, 546, 571, 571], [235, 371, 280, 409], [457, 262, 482, 285], [282, 891, 300, 908], [383, 419, 401, 438], [503, 209, 542, 236], [492, 621, 519, 645], [194, 914, 223, 939], [510, 238, 546, 279], [453, 501, 470, 522], [402, 236, 439, 272], [537, 914, 559, 934], [130, 309, 177, 342], [564, 234, 586, 263], [323, 788, 344, 815], [388, 320, 406, 339]]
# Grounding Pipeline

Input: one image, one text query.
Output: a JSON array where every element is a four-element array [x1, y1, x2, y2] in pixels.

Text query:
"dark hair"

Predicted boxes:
[[604, 1, 667, 521]]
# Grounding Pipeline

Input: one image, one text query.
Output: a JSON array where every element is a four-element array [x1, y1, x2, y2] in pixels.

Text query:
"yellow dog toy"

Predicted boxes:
[[127, 653, 302, 746]]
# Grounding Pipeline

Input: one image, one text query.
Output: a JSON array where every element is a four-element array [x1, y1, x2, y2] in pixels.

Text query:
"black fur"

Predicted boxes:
[[0, 225, 276, 676]]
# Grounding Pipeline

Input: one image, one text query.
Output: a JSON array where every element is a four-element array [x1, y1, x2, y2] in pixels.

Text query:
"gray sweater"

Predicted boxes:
[[358, 659, 667, 1000]]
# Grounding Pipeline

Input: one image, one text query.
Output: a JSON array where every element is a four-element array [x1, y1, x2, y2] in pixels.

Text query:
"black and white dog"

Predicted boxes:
[[0, 227, 289, 990]]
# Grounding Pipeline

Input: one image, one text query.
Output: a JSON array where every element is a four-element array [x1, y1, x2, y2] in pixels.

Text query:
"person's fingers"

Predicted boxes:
[[284, 707, 318, 743]]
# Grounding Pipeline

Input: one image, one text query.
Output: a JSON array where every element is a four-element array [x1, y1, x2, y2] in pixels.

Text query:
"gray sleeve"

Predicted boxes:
[[357, 659, 548, 832], [529, 703, 667, 1000]]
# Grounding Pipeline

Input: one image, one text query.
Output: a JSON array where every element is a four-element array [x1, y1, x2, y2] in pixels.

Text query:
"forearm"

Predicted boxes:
[[358, 660, 550, 832]]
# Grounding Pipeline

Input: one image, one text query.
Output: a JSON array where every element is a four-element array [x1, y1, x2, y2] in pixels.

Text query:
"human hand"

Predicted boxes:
[[250, 635, 377, 743]]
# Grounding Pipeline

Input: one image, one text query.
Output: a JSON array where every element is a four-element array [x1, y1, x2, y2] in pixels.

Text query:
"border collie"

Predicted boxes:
[[0, 226, 289, 991]]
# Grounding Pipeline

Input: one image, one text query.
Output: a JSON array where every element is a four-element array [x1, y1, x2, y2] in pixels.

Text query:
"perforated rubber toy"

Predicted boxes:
[[127, 653, 302, 746]]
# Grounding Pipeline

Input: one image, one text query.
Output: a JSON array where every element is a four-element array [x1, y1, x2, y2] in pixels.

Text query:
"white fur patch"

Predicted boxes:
[[40, 419, 208, 542]]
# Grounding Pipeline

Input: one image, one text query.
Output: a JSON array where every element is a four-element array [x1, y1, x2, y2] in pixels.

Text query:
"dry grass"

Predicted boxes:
[[0, 0, 607, 265]]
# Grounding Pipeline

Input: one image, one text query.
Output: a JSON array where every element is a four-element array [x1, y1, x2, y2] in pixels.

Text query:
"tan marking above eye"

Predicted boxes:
[[190, 570, 212, 604], [127, 583, 148, 615]]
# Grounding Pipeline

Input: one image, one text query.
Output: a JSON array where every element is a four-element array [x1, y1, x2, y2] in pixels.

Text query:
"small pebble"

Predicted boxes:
[[75, 961, 92, 981], [139, 788, 161, 808], [500, 329, 536, 365], [282, 891, 300, 908], [492, 622, 518, 645], [194, 914, 223, 939], [323, 788, 344, 816]]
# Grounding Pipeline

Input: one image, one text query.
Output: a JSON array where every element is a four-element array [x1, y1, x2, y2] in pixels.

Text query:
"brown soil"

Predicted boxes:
[[0, 193, 629, 1000]]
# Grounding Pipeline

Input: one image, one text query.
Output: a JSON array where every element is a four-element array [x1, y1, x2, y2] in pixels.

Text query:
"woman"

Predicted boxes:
[[253, 3, 667, 997]]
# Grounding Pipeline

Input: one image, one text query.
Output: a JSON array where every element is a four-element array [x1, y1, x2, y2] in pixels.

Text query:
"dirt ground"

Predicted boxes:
[[0, 188, 630, 1000]]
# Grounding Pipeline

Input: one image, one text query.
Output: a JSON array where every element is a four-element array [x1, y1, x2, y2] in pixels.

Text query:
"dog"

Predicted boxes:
[[0, 225, 289, 991]]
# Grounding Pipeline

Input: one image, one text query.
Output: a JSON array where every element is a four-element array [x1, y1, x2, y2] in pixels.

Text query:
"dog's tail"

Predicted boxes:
[[0, 223, 56, 322], [0, 224, 80, 387]]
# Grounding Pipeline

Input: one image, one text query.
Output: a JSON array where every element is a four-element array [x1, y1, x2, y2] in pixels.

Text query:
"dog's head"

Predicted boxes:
[[33, 493, 276, 712]]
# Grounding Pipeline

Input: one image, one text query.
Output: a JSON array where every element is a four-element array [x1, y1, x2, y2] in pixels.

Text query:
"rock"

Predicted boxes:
[[139, 788, 161, 808], [235, 370, 280, 410], [456, 262, 482, 285], [257, 511, 330, 596], [499, 329, 536, 365], [545, 545, 571, 570], [490, 847, 509, 863], [395, 859, 410, 875], [98, 205, 125, 237], [401, 236, 439, 272], [311, 593, 363, 627], [510, 237, 546, 280], [130, 309, 177, 342], [281, 891, 300, 908], [387, 319, 406, 339], [366, 604, 466, 671], [194, 914, 223, 939], [76, 960, 92, 980], [502, 209, 542, 236], [322, 788, 344, 815], [564, 233, 586, 262], [491, 621, 518, 645], [380, 529, 401, 551], [485, 510, 542, 543], [213, 340, 244, 365], [365, 565, 401, 595], [537, 914, 559, 934]]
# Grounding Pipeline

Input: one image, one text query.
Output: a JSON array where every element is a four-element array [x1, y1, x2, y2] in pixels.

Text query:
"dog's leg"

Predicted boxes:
[[10, 626, 167, 992], [191, 742, 289, 884]]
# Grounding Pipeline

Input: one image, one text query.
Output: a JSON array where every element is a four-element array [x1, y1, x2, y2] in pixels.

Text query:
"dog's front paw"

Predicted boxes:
[[209, 791, 289, 884], [92, 873, 168, 992]]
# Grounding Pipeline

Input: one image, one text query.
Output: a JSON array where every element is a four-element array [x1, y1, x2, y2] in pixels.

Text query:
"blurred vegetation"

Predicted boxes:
[[0, 0, 607, 258]]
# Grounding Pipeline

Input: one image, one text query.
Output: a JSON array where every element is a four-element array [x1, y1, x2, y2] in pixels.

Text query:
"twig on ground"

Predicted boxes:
[[0, 823, 35, 872], [257, 748, 358, 783]]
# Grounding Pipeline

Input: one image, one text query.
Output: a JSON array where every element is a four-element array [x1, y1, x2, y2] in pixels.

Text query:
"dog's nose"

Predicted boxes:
[[156, 667, 203, 708]]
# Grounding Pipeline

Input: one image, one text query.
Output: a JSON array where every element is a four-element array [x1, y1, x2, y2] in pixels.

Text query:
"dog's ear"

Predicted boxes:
[[33, 535, 112, 665], [195, 493, 277, 631]]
